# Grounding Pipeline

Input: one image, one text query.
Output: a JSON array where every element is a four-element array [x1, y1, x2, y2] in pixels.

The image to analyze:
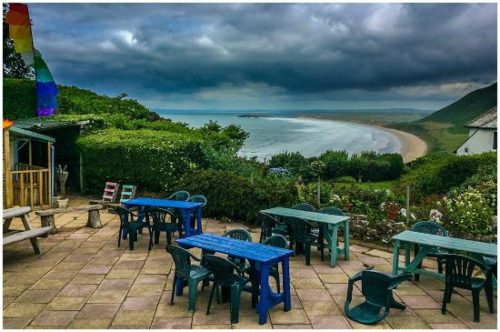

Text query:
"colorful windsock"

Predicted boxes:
[[6, 3, 58, 117]]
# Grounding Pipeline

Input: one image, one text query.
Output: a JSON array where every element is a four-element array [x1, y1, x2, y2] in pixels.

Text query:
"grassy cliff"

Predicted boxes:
[[392, 82, 497, 152]]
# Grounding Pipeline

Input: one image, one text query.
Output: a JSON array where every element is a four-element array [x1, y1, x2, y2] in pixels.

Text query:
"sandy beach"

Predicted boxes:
[[299, 116, 428, 163]]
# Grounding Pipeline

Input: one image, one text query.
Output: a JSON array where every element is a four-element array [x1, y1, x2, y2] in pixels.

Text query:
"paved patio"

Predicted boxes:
[[3, 206, 497, 329]]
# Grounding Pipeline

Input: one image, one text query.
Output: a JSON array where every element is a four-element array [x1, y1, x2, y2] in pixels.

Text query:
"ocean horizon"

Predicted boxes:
[[158, 110, 402, 161]]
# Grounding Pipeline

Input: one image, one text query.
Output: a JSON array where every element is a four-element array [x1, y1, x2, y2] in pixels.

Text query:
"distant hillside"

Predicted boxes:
[[421, 82, 497, 125], [392, 82, 497, 153], [3, 78, 160, 121]]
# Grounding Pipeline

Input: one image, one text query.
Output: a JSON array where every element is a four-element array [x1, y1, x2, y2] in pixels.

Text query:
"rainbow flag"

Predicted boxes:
[[6, 3, 58, 117]]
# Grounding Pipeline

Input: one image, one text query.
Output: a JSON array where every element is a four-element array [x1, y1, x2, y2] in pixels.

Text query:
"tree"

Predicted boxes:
[[3, 4, 33, 78]]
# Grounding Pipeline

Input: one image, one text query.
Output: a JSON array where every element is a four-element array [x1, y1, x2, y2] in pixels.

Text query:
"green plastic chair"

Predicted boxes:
[[344, 268, 411, 325], [258, 213, 287, 243], [167, 190, 190, 201], [114, 206, 151, 250], [439, 254, 494, 322], [293, 202, 316, 212], [262, 234, 288, 293], [203, 254, 254, 324], [146, 208, 179, 250], [186, 195, 208, 229], [166, 245, 211, 312], [411, 221, 449, 281], [316, 206, 346, 261], [286, 217, 317, 266], [223, 228, 252, 274]]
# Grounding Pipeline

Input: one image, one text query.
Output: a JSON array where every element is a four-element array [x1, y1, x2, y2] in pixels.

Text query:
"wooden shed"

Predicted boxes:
[[3, 125, 55, 210]]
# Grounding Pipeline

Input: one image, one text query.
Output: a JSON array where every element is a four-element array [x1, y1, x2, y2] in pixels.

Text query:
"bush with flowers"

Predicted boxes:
[[440, 186, 495, 236]]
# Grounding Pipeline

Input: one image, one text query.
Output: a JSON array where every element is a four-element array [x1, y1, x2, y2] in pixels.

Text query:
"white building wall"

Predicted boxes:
[[456, 128, 497, 155]]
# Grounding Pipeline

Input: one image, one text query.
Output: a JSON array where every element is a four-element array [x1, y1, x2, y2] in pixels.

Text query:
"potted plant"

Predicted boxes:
[[56, 165, 69, 208]]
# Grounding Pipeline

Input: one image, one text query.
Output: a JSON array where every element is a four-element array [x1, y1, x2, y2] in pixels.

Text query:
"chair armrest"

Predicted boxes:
[[388, 272, 412, 290], [261, 212, 279, 224], [188, 252, 203, 262]]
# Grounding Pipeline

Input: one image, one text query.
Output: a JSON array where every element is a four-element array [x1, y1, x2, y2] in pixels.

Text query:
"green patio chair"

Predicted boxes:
[[317, 206, 346, 261], [165, 190, 190, 233], [114, 206, 151, 250], [286, 217, 317, 266], [344, 268, 411, 325], [186, 194, 208, 230], [263, 234, 288, 293], [203, 254, 255, 324], [258, 213, 287, 243], [223, 228, 252, 274], [146, 207, 179, 250], [293, 202, 316, 212], [439, 254, 494, 322], [166, 245, 211, 312], [411, 221, 449, 281]]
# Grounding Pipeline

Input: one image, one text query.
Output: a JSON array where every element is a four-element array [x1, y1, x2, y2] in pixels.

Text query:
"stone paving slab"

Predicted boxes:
[[3, 208, 497, 329]]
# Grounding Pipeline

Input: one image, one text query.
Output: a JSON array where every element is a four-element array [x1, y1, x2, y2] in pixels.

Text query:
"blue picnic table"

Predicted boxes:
[[260, 207, 350, 267], [124, 197, 203, 238], [176, 233, 294, 325], [391, 230, 497, 279]]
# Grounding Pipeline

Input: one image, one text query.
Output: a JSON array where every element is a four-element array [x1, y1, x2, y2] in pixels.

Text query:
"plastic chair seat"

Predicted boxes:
[[347, 302, 384, 325], [190, 265, 211, 279]]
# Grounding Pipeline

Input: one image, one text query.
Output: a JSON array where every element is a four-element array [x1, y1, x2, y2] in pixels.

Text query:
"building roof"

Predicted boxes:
[[13, 119, 90, 132], [466, 107, 497, 129], [9, 126, 56, 143]]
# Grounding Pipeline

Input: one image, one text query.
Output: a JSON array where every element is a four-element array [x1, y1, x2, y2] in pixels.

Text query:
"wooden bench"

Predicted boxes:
[[35, 204, 104, 232], [3, 206, 53, 254]]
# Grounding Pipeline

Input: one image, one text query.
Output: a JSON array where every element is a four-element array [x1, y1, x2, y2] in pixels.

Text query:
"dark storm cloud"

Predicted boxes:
[[28, 3, 496, 110]]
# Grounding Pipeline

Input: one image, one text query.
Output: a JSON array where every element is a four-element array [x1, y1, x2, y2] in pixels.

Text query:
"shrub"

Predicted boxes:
[[77, 128, 208, 193], [269, 152, 314, 179], [178, 169, 297, 222], [441, 186, 495, 236], [334, 176, 357, 184], [319, 150, 349, 179]]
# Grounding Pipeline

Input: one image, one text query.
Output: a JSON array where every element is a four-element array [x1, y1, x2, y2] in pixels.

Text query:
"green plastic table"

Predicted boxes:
[[391, 230, 497, 279], [260, 207, 350, 267]]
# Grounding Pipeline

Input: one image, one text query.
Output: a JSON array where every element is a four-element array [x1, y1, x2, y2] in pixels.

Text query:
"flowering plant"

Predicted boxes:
[[442, 186, 494, 235], [269, 167, 291, 176]]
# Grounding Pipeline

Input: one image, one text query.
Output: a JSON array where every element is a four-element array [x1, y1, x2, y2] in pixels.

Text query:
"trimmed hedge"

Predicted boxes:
[[178, 169, 297, 222], [77, 128, 208, 193]]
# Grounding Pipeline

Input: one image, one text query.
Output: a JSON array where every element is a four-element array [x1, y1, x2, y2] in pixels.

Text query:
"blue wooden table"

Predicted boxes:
[[124, 197, 203, 237], [392, 230, 497, 279], [176, 233, 294, 325], [261, 207, 350, 267]]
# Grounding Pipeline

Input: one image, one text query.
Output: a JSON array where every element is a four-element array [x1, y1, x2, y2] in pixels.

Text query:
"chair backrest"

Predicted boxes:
[[146, 207, 168, 224], [319, 206, 345, 216], [360, 269, 395, 308], [187, 194, 207, 207], [411, 221, 449, 237], [166, 245, 193, 279], [224, 228, 252, 242], [441, 254, 486, 290], [102, 181, 119, 202], [120, 185, 137, 203], [263, 234, 287, 248], [114, 206, 134, 225], [202, 254, 238, 287], [167, 191, 190, 201], [293, 203, 316, 212], [287, 217, 311, 243], [259, 213, 277, 242]]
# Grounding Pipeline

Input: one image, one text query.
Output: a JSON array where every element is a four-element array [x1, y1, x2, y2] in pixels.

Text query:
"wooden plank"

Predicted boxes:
[[38, 170, 43, 207], [3, 206, 31, 219], [4, 129, 13, 208], [392, 230, 497, 257], [35, 204, 103, 217], [29, 171, 34, 210], [261, 207, 348, 225], [3, 226, 53, 245], [19, 173, 25, 206]]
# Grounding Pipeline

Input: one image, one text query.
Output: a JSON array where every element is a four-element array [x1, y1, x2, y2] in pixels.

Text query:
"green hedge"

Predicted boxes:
[[178, 169, 298, 222], [77, 128, 208, 193]]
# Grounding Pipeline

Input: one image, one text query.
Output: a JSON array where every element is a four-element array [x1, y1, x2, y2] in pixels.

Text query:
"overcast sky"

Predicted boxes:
[[29, 3, 497, 111]]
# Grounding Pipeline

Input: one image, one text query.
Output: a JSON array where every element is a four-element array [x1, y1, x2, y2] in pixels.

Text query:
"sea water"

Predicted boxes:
[[158, 110, 402, 161]]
